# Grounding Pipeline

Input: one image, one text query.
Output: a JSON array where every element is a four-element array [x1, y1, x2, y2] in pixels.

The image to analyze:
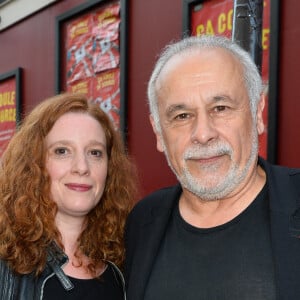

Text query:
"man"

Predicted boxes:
[[125, 35, 300, 300]]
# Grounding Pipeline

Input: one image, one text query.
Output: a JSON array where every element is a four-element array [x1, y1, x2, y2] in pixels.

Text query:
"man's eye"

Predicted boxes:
[[175, 113, 190, 120], [214, 105, 227, 112]]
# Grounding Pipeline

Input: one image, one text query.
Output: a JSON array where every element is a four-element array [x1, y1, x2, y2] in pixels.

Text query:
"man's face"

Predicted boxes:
[[151, 48, 265, 200]]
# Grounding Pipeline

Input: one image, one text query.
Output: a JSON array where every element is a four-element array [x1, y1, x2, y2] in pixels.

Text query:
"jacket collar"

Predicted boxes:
[[46, 242, 74, 291], [259, 157, 300, 299]]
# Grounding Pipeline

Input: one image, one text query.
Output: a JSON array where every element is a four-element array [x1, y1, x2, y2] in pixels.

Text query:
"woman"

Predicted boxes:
[[0, 93, 138, 299]]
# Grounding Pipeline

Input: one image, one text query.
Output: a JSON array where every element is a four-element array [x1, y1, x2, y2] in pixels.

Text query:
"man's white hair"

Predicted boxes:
[[147, 35, 263, 132]]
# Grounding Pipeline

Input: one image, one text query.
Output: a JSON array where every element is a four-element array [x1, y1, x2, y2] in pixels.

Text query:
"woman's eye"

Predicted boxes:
[[90, 150, 102, 157], [54, 148, 68, 155]]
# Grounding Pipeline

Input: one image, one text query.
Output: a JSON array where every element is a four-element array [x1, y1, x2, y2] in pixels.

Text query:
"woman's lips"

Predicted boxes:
[[65, 183, 92, 192]]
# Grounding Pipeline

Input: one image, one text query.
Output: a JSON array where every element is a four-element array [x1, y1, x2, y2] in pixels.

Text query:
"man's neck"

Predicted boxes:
[[178, 165, 266, 228]]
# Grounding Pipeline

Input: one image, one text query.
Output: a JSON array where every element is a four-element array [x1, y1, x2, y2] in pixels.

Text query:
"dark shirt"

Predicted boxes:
[[144, 184, 277, 300], [43, 263, 123, 300]]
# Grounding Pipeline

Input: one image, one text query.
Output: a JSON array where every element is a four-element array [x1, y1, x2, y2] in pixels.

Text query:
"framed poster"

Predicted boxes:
[[55, 0, 128, 138], [182, 0, 280, 163], [0, 68, 22, 157]]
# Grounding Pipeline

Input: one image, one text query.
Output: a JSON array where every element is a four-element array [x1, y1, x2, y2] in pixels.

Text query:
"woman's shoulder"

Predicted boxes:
[[0, 259, 20, 298]]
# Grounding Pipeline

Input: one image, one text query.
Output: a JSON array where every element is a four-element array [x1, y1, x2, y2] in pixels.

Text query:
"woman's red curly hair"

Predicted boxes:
[[0, 93, 138, 275]]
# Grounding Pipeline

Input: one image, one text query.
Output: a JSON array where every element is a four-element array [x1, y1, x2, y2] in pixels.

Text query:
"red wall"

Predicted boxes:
[[0, 0, 86, 111], [126, 0, 181, 196], [276, 0, 300, 168], [0, 0, 300, 199]]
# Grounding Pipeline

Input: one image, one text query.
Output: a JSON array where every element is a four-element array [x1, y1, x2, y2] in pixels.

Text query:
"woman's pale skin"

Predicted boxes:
[[45, 112, 108, 279]]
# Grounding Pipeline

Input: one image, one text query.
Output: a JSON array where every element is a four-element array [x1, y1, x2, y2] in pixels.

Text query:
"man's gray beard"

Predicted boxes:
[[162, 130, 259, 201]]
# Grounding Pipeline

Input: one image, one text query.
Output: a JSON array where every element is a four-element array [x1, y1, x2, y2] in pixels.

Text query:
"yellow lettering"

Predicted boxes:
[[218, 9, 233, 34], [262, 28, 270, 50], [98, 16, 118, 27], [70, 81, 88, 94], [196, 24, 205, 36], [0, 108, 16, 122], [218, 13, 226, 33], [195, 9, 234, 37], [206, 20, 215, 35], [70, 19, 89, 39], [227, 9, 233, 31], [97, 72, 116, 89], [97, 10, 116, 23], [0, 91, 15, 107]]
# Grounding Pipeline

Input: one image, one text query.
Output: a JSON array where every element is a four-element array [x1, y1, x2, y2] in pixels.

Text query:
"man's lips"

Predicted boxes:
[[65, 183, 92, 192], [188, 154, 224, 163]]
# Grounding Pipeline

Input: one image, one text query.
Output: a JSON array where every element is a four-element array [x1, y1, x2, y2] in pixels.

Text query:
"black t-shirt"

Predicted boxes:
[[144, 184, 277, 300], [43, 263, 123, 300]]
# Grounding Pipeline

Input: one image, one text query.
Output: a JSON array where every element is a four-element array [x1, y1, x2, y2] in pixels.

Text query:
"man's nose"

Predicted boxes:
[[191, 113, 218, 145]]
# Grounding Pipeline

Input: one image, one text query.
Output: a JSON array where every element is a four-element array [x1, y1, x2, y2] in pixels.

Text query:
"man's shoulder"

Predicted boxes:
[[125, 185, 180, 235], [134, 184, 181, 210], [259, 157, 300, 209], [259, 157, 300, 178], [272, 163, 300, 189], [127, 184, 181, 223]]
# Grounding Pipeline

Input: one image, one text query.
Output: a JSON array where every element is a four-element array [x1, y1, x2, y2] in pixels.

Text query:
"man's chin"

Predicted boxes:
[[179, 169, 236, 200]]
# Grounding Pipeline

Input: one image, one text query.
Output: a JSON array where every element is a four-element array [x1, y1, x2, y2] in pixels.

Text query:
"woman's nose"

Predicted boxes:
[[71, 154, 90, 176]]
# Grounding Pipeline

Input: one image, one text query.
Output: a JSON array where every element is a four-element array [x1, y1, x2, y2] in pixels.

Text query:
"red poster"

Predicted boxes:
[[92, 3, 120, 73], [92, 38, 120, 73], [93, 68, 120, 129], [66, 14, 94, 84], [65, 2, 121, 129], [191, 0, 233, 37], [260, 0, 270, 159], [0, 77, 17, 156], [190, 0, 270, 159], [67, 78, 94, 101]]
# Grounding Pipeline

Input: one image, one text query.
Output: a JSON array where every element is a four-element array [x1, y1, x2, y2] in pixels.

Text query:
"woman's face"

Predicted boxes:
[[45, 112, 108, 220]]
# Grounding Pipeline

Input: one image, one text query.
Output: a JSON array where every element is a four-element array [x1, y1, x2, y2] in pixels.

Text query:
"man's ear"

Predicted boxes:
[[256, 93, 265, 135], [149, 115, 164, 153]]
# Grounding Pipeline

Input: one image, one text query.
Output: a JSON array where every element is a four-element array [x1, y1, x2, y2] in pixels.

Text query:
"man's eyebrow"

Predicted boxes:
[[165, 104, 187, 117], [212, 95, 232, 102], [164, 95, 233, 117]]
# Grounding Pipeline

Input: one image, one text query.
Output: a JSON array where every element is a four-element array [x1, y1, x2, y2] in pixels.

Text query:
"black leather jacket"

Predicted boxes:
[[0, 244, 126, 300]]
